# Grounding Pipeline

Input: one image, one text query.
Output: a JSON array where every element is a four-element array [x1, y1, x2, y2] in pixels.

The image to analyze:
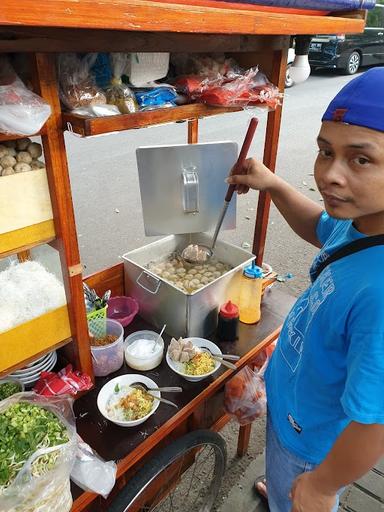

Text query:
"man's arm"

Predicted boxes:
[[227, 158, 323, 247], [290, 421, 384, 512]]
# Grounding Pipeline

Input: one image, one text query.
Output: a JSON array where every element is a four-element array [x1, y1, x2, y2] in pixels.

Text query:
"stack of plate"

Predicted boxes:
[[9, 351, 57, 388]]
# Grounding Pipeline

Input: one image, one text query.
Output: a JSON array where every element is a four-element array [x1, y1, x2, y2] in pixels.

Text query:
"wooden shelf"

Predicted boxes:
[[0, 126, 46, 142], [63, 104, 242, 137], [1, 0, 365, 35], [0, 305, 72, 375], [0, 220, 55, 258]]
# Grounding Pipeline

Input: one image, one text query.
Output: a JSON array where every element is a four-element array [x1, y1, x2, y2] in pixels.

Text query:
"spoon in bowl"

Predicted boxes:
[[200, 348, 238, 370], [131, 382, 179, 409]]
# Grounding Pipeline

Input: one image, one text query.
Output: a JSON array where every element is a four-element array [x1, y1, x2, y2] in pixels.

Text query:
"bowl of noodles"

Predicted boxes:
[[166, 338, 221, 382], [97, 374, 160, 427]]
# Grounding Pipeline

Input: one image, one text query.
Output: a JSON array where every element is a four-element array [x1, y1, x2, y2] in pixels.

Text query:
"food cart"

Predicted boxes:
[[0, 2, 366, 510]]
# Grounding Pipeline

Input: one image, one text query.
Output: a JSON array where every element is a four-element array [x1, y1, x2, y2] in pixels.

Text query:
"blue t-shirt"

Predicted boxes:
[[265, 212, 384, 464]]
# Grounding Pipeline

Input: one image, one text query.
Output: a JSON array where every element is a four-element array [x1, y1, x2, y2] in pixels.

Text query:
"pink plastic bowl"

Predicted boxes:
[[107, 296, 139, 327]]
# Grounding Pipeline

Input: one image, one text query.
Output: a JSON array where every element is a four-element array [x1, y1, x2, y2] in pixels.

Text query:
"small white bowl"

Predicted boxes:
[[166, 338, 221, 382], [97, 374, 160, 427]]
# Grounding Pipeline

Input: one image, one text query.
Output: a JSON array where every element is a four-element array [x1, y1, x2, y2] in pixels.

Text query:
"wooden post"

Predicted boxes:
[[32, 53, 93, 380], [253, 48, 288, 265], [188, 118, 199, 144]]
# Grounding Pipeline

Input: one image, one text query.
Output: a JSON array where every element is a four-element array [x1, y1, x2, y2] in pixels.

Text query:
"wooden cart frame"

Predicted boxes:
[[0, 2, 366, 510]]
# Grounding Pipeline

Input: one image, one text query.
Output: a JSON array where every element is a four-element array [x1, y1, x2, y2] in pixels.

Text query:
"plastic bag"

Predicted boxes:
[[0, 392, 77, 512], [135, 86, 177, 111], [70, 437, 117, 499], [224, 361, 268, 425], [106, 53, 138, 114], [33, 364, 93, 397], [0, 56, 51, 136], [196, 68, 282, 109], [127, 53, 170, 87], [58, 53, 107, 111]]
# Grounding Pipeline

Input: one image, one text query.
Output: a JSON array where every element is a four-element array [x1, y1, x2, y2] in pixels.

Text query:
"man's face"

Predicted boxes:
[[314, 121, 384, 233]]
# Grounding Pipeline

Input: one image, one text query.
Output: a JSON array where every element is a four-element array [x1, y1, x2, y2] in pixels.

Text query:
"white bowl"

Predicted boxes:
[[10, 352, 56, 379], [14, 352, 58, 387], [166, 338, 221, 382], [97, 374, 160, 427]]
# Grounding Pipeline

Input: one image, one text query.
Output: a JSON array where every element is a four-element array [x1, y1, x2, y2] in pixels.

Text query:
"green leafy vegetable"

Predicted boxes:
[[114, 384, 120, 393], [0, 402, 69, 493], [0, 382, 22, 401]]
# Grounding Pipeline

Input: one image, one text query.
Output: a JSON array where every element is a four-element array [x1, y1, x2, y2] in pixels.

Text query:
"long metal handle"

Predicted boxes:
[[225, 117, 259, 202], [150, 395, 179, 408], [213, 354, 240, 361], [147, 386, 183, 393], [216, 358, 237, 370], [211, 117, 259, 252]]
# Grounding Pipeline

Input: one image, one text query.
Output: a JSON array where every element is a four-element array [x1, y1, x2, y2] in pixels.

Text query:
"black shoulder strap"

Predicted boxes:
[[313, 234, 384, 282]]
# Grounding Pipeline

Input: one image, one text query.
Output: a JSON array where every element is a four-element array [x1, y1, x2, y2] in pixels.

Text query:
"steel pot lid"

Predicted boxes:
[[136, 141, 238, 236]]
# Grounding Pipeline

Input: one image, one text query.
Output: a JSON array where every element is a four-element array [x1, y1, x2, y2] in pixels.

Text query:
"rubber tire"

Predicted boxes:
[[285, 65, 294, 88], [342, 51, 361, 75], [108, 430, 227, 512]]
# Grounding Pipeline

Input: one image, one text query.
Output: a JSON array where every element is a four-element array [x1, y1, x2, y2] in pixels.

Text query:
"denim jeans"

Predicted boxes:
[[265, 414, 343, 512]]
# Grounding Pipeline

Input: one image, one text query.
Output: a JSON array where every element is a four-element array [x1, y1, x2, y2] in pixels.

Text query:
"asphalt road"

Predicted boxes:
[[65, 69, 358, 297]]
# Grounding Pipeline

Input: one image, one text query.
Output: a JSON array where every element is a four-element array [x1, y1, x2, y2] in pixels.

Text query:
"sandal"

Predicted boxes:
[[254, 475, 269, 509]]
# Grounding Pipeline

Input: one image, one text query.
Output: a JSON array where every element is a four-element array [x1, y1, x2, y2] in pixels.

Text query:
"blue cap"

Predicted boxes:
[[243, 264, 263, 279], [322, 67, 384, 133]]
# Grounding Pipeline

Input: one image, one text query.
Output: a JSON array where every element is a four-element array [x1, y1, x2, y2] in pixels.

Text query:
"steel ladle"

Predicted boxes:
[[181, 117, 259, 265]]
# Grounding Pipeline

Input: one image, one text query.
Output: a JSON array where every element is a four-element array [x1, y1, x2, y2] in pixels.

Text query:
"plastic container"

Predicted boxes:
[[238, 264, 263, 324], [107, 296, 139, 327], [87, 305, 108, 338], [124, 330, 164, 371], [217, 301, 239, 342], [91, 319, 124, 377]]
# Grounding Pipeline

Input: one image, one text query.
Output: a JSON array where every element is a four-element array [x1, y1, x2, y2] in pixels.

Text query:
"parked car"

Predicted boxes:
[[308, 2, 384, 75]]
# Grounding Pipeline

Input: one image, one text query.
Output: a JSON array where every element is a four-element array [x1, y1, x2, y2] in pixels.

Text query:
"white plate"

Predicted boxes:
[[13, 352, 57, 384], [166, 338, 221, 382], [97, 374, 160, 427], [12, 352, 54, 377]]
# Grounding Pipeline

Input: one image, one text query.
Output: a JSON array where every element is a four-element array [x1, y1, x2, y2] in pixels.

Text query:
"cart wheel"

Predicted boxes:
[[108, 430, 227, 512]]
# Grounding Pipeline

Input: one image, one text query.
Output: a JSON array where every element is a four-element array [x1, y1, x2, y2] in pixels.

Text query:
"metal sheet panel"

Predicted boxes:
[[136, 142, 238, 236]]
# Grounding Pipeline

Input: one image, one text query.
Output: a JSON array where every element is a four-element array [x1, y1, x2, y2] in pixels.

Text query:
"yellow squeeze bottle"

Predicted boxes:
[[238, 263, 263, 324]]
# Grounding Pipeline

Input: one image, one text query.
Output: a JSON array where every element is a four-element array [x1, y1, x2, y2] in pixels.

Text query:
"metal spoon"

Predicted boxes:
[[131, 383, 179, 409], [131, 382, 182, 393], [200, 348, 238, 370]]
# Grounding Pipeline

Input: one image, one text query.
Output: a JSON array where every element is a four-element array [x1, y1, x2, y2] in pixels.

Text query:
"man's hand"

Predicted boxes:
[[290, 471, 337, 512], [226, 157, 278, 195]]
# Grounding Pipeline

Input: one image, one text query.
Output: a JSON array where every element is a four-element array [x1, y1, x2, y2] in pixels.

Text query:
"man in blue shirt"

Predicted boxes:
[[227, 67, 384, 511]]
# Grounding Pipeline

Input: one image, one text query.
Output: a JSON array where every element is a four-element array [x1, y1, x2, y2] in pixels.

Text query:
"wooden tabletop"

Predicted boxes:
[[0, 0, 365, 35], [71, 287, 295, 509]]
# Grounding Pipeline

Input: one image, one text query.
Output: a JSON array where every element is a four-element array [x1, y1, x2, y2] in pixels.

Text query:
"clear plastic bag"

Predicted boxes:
[[58, 53, 107, 111], [197, 68, 282, 109], [106, 53, 138, 114], [224, 361, 268, 425], [0, 56, 51, 136], [0, 392, 77, 512], [70, 437, 117, 499]]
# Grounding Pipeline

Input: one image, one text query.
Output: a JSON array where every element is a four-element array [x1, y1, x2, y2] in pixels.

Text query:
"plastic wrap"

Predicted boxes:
[[0, 56, 51, 136], [224, 362, 268, 425], [0, 393, 77, 512], [106, 53, 138, 114], [70, 437, 117, 499], [58, 53, 107, 111], [174, 63, 282, 109], [135, 86, 177, 111], [33, 365, 93, 397], [219, 0, 376, 10]]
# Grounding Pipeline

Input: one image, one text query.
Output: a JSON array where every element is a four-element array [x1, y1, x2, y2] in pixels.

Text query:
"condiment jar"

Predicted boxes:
[[217, 301, 239, 342], [238, 264, 263, 324]]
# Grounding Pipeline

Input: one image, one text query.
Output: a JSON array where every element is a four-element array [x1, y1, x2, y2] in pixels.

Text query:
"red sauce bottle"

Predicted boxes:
[[217, 301, 239, 342]]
